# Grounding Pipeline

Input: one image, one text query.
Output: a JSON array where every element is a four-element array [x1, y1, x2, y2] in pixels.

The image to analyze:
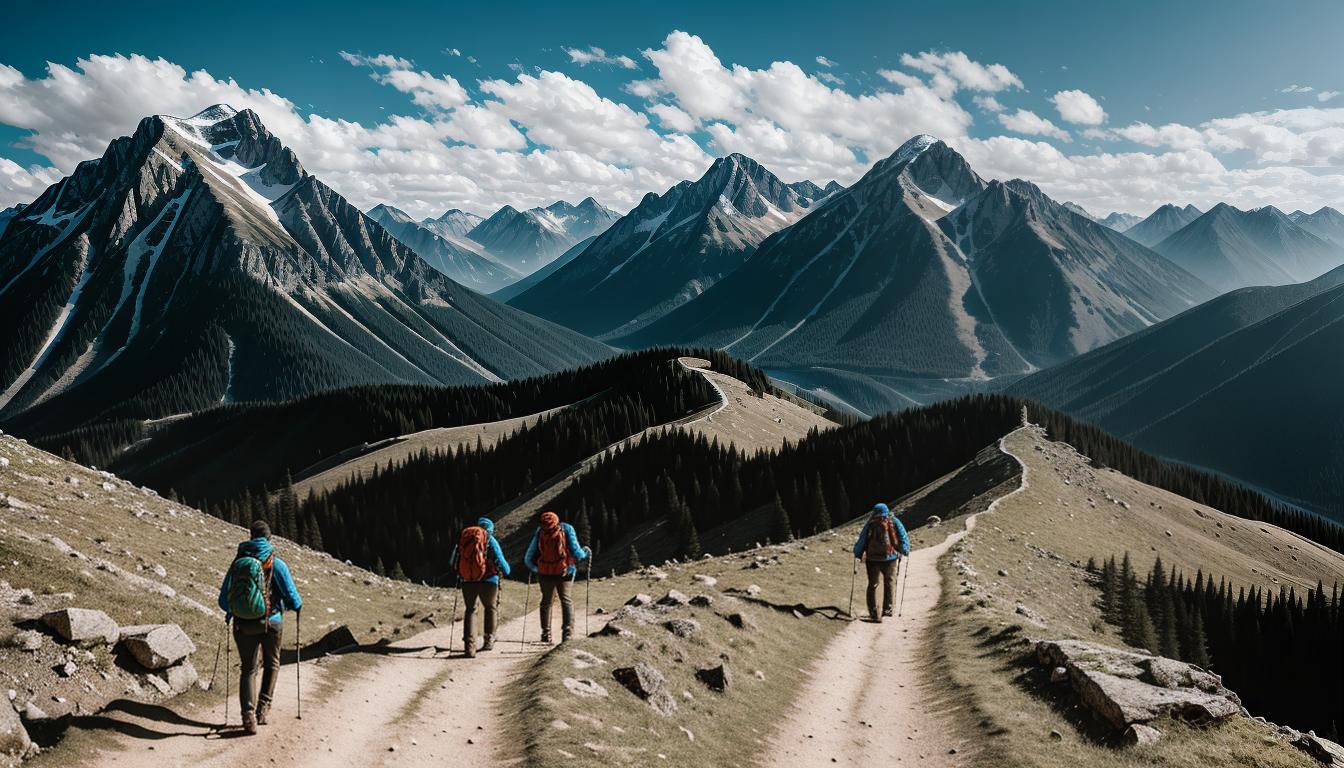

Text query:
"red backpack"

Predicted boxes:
[[457, 526, 492, 581], [865, 517, 899, 559], [536, 512, 573, 576]]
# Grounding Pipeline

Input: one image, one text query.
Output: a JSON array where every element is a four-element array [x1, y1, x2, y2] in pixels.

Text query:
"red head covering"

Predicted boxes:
[[540, 511, 560, 530]]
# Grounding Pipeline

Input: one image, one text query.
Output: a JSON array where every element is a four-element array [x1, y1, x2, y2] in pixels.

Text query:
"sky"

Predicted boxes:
[[0, 0, 1341, 219]]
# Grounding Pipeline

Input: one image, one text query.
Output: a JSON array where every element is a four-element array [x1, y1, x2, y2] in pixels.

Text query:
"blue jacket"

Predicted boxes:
[[449, 518, 511, 584], [853, 504, 910, 561], [524, 522, 588, 577], [218, 537, 302, 624]]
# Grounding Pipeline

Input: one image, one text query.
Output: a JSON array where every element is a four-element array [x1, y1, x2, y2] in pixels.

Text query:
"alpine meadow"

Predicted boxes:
[[2, 2, 1343, 766]]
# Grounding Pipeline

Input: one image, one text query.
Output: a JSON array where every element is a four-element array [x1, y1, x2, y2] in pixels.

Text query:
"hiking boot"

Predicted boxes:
[[242, 714, 258, 735], [870, 614, 882, 623], [540, 631, 552, 644], [560, 631, 572, 644], [256, 702, 270, 725], [464, 639, 477, 658], [882, 609, 893, 618], [479, 635, 494, 652]]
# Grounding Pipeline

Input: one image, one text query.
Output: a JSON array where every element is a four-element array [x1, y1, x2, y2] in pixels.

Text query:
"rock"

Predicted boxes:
[[1049, 729, 1063, 740], [746, 584, 761, 596], [1124, 724, 1163, 746], [726, 613, 757, 631], [663, 618, 700, 639], [562, 678, 608, 698], [12, 630, 43, 652], [42, 607, 119, 646], [1050, 666, 1068, 684], [927, 515, 942, 525], [625, 594, 653, 607], [571, 650, 606, 670], [657, 590, 690, 607], [997, 569, 1009, 578], [611, 605, 660, 626], [1288, 730, 1344, 766], [56, 661, 78, 677], [695, 664, 731, 693], [143, 673, 172, 695], [612, 663, 677, 716], [0, 699, 30, 758], [1036, 640, 1241, 732], [692, 574, 718, 588], [689, 595, 714, 608], [161, 660, 198, 694], [21, 702, 48, 722], [594, 622, 633, 638], [119, 624, 196, 669]]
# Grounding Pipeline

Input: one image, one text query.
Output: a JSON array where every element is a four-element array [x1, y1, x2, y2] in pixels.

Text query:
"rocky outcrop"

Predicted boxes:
[[0, 702, 31, 761], [696, 664, 731, 693], [612, 663, 677, 716], [1036, 640, 1241, 733], [41, 608, 118, 646], [119, 624, 196, 670]]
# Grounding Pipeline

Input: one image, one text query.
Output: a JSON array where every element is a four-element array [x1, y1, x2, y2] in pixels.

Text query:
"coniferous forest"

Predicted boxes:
[[1094, 554, 1342, 740]]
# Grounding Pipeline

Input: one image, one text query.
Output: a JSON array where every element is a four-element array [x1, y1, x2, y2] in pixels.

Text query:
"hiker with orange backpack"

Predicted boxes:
[[217, 520, 302, 734], [449, 517, 511, 658], [852, 503, 909, 622], [524, 511, 590, 643]]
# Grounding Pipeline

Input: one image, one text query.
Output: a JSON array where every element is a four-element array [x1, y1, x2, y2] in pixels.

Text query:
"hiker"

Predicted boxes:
[[218, 520, 302, 734], [524, 511, 590, 643], [853, 503, 909, 622], [449, 517, 511, 657]]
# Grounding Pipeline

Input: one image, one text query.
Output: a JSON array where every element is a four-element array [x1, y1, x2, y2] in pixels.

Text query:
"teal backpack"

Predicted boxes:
[[228, 555, 273, 620]]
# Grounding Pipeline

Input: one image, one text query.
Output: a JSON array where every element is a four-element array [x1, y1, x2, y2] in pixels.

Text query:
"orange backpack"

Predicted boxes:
[[865, 517, 898, 559], [457, 526, 492, 581], [536, 513, 573, 577]]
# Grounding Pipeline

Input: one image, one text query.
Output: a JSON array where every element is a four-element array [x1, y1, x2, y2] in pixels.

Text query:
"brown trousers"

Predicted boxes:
[[538, 575, 573, 639], [866, 559, 897, 618], [234, 619, 282, 717], [461, 581, 499, 644]]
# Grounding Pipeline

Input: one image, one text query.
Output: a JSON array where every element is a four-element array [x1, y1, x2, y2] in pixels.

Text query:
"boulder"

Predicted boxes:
[[657, 590, 690, 607], [0, 701, 30, 759], [625, 594, 653, 607], [1036, 640, 1241, 732], [594, 622, 632, 638], [562, 677, 608, 699], [726, 613, 757, 632], [612, 663, 677, 716], [42, 607, 119, 646], [12, 631, 43, 652], [693, 574, 718, 588], [1124, 724, 1163, 746], [160, 660, 199, 694], [119, 624, 196, 670], [695, 664, 731, 693], [664, 618, 700, 639], [689, 595, 714, 608]]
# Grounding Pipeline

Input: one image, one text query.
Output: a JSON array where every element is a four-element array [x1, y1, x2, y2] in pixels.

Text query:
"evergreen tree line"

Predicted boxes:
[[1094, 554, 1341, 740]]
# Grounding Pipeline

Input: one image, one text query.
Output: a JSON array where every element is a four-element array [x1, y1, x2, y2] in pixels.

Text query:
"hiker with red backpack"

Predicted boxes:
[[852, 503, 909, 622], [524, 511, 590, 643], [449, 517, 511, 658], [217, 520, 302, 734]]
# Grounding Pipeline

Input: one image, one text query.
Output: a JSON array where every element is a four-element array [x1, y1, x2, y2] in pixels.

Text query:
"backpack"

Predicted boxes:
[[537, 520, 573, 577], [228, 554, 274, 620], [457, 526, 492, 581], [865, 517, 898, 560]]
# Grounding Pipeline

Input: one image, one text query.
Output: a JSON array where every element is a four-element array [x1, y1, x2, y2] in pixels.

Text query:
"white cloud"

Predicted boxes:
[[564, 46, 638, 70], [1051, 89, 1106, 125], [973, 95, 1004, 113], [1110, 121, 1205, 150], [1319, 90, 1340, 102], [446, 48, 461, 57], [648, 103, 698, 133], [897, 50, 1022, 97], [1281, 84, 1315, 94], [815, 56, 836, 68], [998, 109, 1071, 142]]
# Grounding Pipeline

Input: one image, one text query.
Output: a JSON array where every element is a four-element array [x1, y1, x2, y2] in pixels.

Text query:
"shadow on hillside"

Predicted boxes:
[[724, 590, 851, 621], [28, 700, 222, 746]]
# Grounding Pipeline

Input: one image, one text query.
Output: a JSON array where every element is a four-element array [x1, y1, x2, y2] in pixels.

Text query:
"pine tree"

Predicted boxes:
[[627, 545, 642, 570], [772, 493, 793, 542], [810, 477, 831, 532]]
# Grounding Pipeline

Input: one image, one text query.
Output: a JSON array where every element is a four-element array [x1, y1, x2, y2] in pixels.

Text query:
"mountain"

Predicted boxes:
[[1288, 206, 1344, 248], [0, 104, 610, 439], [1062, 201, 1095, 220], [490, 235, 595, 303], [508, 153, 826, 338], [0, 203, 25, 239], [421, 208, 482, 240], [1153, 203, 1344, 293], [1008, 264, 1344, 519], [1099, 211, 1142, 231], [1124, 203, 1203, 247], [368, 203, 520, 292], [620, 136, 1213, 413], [467, 197, 619, 274]]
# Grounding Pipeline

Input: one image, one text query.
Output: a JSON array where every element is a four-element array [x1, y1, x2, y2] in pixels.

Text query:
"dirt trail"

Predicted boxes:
[[761, 429, 1031, 767], [69, 612, 575, 767]]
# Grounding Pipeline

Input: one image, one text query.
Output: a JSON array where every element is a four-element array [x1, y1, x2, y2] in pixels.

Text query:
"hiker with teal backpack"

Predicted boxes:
[[449, 517, 511, 658], [853, 503, 909, 622], [524, 511, 590, 643], [218, 520, 302, 734]]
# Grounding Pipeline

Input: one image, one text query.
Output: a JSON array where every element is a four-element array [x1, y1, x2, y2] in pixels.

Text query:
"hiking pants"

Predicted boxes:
[[866, 559, 897, 617], [233, 619, 282, 717], [461, 581, 499, 644], [538, 575, 573, 639]]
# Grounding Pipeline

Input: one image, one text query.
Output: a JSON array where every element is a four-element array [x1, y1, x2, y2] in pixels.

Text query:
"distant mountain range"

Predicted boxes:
[[1099, 211, 1142, 231], [490, 236, 596, 303], [1124, 203, 1203, 248], [1009, 263, 1344, 519], [0, 105, 610, 439], [368, 203, 520, 293], [465, 198, 619, 275], [421, 208, 482, 240], [1289, 206, 1344, 248], [507, 153, 835, 338]]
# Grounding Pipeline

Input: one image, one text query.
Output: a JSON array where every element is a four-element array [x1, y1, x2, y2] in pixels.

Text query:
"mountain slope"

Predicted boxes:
[[490, 235, 595, 303], [1154, 203, 1344, 293], [0, 105, 610, 438], [508, 153, 826, 338], [0, 203, 24, 239], [421, 207, 483, 240], [621, 137, 1212, 410], [1009, 264, 1344, 518], [1289, 205, 1344, 248], [1099, 211, 1141, 231], [467, 197, 618, 274], [368, 203, 520, 292], [1123, 203, 1202, 247]]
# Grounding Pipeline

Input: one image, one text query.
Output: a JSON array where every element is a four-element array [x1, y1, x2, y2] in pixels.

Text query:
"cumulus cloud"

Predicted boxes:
[[564, 46, 638, 69], [1051, 89, 1106, 125], [973, 95, 1004, 112], [998, 109, 1071, 142], [896, 50, 1022, 97], [1110, 121, 1205, 150], [815, 56, 836, 68]]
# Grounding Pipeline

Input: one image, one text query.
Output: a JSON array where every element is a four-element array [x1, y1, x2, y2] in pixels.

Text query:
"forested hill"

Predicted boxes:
[[109, 347, 764, 506]]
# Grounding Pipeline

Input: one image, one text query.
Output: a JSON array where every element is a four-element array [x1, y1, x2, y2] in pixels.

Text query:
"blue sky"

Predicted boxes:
[[1, 0, 1341, 217]]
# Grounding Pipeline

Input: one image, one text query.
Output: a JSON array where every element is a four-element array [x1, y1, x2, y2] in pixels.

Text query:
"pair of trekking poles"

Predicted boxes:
[[520, 544, 596, 651], [847, 555, 909, 620], [210, 610, 303, 729]]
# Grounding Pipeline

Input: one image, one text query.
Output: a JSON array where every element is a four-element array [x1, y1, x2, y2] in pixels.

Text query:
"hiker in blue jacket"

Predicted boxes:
[[524, 511, 590, 643], [853, 503, 909, 622], [218, 520, 302, 734], [448, 517, 511, 656]]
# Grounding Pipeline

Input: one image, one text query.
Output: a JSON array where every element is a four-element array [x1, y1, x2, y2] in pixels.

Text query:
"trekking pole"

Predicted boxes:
[[897, 555, 910, 617], [208, 618, 225, 692], [295, 608, 302, 720], [520, 571, 533, 652], [447, 578, 461, 657], [585, 543, 596, 637], [223, 616, 231, 729], [848, 558, 859, 620]]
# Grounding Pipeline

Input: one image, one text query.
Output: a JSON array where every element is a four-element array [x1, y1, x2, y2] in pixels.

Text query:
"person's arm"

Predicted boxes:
[[524, 532, 539, 573], [565, 524, 588, 562], [893, 518, 910, 556], [274, 559, 303, 612], [490, 537, 511, 578], [853, 521, 870, 559], [218, 570, 232, 614]]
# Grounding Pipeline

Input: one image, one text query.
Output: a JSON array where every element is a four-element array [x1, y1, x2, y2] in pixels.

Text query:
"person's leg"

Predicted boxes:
[[462, 583, 480, 651], [233, 627, 262, 730], [865, 561, 881, 620], [256, 622, 283, 722], [881, 560, 897, 616], [558, 577, 574, 641], [481, 583, 498, 650], [539, 577, 557, 641]]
